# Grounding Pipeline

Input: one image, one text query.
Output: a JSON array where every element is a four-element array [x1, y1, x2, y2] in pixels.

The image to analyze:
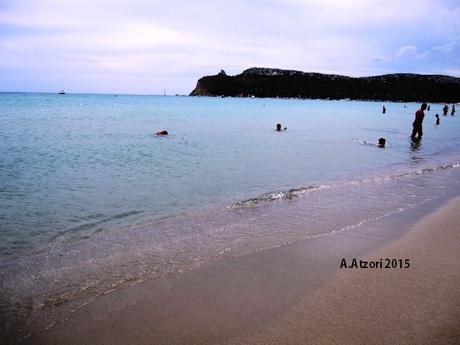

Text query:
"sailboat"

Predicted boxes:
[[58, 78, 66, 94]]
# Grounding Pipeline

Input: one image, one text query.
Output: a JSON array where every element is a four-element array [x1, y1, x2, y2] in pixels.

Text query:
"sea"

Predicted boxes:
[[1, 93, 460, 338]]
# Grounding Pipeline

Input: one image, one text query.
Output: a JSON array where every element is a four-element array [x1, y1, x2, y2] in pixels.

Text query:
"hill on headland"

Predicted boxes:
[[190, 67, 460, 102]]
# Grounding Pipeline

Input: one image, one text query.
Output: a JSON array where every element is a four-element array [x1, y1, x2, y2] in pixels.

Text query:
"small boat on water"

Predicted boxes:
[[59, 90, 65, 95]]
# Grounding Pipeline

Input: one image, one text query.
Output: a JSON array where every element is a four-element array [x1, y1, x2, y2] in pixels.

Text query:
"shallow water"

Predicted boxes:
[[1, 94, 458, 257], [1, 93, 459, 339]]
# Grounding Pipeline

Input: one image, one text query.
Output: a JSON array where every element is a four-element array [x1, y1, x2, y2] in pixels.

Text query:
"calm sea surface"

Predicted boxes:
[[1, 93, 460, 336]]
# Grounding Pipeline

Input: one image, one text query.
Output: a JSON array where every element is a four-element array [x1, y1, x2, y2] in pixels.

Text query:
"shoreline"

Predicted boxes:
[[227, 196, 460, 345], [17, 188, 460, 344]]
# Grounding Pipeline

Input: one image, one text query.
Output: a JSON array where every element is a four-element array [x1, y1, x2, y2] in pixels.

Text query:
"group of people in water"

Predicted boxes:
[[411, 103, 456, 140], [381, 102, 455, 143], [155, 103, 456, 147], [276, 103, 456, 147], [443, 104, 455, 116], [274, 122, 387, 147]]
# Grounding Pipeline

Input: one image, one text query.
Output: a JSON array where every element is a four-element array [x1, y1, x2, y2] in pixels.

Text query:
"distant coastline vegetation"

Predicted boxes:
[[190, 67, 460, 102]]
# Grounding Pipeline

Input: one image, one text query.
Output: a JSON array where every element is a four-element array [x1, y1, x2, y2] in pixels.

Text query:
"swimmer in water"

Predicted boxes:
[[156, 130, 168, 136], [276, 123, 287, 131], [378, 138, 386, 148]]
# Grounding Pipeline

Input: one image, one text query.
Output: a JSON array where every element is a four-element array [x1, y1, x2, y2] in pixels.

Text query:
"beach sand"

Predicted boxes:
[[24, 195, 460, 345]]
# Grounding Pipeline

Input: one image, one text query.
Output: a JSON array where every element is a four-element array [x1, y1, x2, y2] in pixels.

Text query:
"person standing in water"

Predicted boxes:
[[435, 114, 440, 125], [382, 106, 386, 114], [411, 103, 427, 140], [443, 105, 449, 116], [452, 105, 456, 116]]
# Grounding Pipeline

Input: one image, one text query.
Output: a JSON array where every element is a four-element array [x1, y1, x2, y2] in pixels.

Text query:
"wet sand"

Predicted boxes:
[[24, 195, 460, 345]]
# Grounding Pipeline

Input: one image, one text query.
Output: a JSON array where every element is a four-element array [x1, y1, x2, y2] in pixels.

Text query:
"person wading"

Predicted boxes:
[[411, 103, 427, 140]]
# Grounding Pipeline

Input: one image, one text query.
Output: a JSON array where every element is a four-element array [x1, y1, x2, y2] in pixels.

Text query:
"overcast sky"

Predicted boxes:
[[1, 0, 459, 95]]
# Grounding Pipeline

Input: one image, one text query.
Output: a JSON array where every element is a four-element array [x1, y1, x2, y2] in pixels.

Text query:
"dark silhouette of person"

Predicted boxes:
[[452, 105, 456, 116], [382, 106, 386, 114], [378, 138, 386, 148], [435, 114, 440, 125], [276, 123, 287, 131], [411, 103, 427, 140], [427, 104, 430, 111], [156, 130, 168, 136], [443, 105, 448, 116]]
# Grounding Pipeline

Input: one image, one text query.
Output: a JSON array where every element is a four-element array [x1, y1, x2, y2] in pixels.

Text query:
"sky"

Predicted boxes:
[[0, 0, 459, 95]]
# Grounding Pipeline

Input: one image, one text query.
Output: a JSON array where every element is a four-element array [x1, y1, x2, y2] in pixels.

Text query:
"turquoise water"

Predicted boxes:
[[1, 93, 458, 258], [1, 93, 460, 336]]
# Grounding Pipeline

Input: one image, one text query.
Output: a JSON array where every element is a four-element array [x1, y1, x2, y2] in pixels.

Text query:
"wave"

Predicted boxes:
[[229, 185, 331, 208], [229, 162, 459, 209], [48, 210, 143, 243]]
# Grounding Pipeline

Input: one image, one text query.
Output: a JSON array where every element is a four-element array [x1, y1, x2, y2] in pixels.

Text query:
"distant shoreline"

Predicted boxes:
[[2, 90, 459, 103]]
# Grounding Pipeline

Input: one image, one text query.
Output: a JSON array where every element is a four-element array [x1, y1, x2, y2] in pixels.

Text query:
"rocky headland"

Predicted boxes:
[[190, 67, 460, 102]]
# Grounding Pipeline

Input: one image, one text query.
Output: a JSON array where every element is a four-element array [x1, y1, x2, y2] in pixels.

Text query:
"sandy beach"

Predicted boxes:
[[17, 192, 460, 345], [227, 196, 460, 345]]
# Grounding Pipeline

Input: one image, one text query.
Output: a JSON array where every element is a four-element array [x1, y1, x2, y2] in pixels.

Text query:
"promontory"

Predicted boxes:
[[190, 67, 460, 102]]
